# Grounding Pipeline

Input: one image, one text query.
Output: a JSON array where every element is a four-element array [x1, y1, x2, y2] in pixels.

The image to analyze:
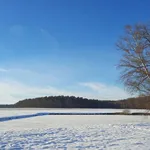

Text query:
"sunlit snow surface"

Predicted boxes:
[[0, 109, 150, 150]]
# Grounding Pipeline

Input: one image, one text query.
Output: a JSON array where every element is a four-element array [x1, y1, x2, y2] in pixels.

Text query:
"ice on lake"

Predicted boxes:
[[0, 108, 150, 150]]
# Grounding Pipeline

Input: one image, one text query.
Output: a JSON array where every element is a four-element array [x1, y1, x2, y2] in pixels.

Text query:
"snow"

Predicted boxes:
[[0, 108, 147, 117], [0, 109, 150, 149]]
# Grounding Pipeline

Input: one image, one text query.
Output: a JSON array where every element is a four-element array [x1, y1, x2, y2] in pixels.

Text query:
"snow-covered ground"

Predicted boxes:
[[0, 109, 150, 149], [0, 108, 147, 117]]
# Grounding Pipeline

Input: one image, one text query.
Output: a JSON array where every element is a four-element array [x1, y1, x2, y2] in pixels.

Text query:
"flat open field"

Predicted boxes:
[[0, 109, 150, 150]]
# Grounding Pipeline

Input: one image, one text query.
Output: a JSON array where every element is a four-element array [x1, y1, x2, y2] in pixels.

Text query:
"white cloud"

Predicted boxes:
[[0, 80, 132, 104], [0, 80, 67, 104], [79, 82, 106, 91], [0, 68, 8, 72], [0, 80, 87, 104], [0, 68, 132, 104], [79, 82, 131, 100]]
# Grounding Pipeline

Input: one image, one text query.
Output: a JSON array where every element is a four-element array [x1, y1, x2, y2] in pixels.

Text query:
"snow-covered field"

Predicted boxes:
[[0, 108, 150, 150], [0, 108, 147, 117]]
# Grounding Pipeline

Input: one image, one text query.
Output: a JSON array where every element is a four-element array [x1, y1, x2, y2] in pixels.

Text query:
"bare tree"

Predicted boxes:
[[117, 23, 150, 96]]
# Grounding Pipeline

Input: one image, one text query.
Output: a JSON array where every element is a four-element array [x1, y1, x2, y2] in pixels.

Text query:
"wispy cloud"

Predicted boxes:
[[79, 82, 131, 100], [0, 80, 92, 104], [0, 79, 132, 104], [0, 80, 69, 104], [0, 68, 8, 72], [0, 67, 132, 104], [79, 82, 106, 92]]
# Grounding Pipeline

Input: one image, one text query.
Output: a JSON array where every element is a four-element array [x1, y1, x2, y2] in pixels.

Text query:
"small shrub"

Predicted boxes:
[[122, 109, 131, 115]]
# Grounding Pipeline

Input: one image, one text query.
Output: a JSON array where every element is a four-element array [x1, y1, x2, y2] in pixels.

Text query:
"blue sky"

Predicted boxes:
[[0, 0, 150, 104]]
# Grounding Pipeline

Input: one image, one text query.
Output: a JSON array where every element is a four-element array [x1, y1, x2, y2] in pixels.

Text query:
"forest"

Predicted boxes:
[[0, 95, 149, 109]]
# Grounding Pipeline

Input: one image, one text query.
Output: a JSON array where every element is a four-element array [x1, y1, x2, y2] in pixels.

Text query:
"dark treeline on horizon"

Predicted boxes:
[[0, 104, 15, 108], [1, 95, 150, 109]]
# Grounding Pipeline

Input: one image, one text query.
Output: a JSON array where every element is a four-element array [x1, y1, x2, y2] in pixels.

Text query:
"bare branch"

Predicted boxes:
[[117, 23, 150, 96]]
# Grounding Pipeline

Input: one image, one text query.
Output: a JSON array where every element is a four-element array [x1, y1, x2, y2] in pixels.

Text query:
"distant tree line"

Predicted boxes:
[[0, 104, 15, 108], [14, 96, 119, 108], [9, 95, 150, 109]]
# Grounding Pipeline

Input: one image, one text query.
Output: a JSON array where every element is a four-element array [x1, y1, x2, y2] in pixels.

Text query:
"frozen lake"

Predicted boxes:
[[0, 108, 150, 149], [0, 108, 147, 117]]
